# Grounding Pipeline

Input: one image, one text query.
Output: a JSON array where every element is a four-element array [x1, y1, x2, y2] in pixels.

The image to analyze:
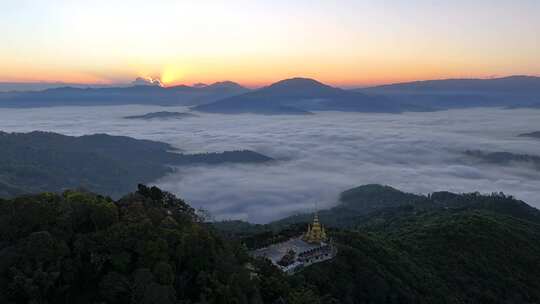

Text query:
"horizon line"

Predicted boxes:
[[1, 74, 539, 91]]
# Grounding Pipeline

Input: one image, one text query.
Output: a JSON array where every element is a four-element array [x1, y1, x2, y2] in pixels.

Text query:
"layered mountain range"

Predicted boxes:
[[361, 75, 540, 109], [0, 81, 248, 107], [193, 77, 420, 114], [2, 76, 539, 113]]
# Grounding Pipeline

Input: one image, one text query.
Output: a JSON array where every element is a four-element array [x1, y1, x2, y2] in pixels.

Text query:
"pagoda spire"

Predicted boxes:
[[302, 211, 328, 244]]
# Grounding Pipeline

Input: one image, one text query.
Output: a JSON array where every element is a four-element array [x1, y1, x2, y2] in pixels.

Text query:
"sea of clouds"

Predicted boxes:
[[1, 105, 539, 223]]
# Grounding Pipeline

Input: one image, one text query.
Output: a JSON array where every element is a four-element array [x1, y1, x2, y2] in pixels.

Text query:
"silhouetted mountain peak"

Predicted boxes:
[[338, 184, 423, 211], [192, 82, 208, 88], [206, 81, 246, 90], [265, 77, 335, 91], [193, 77, 410, 114]]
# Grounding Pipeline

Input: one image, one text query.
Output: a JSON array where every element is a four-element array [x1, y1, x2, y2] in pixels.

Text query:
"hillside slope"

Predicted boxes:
[[294, 211, 540, 303], [2, 185, 540, 303], [0, 131, 272, 198], [0, 185, 261, 303], [267, 184, 540, 228], [217, 184, 540, 303]]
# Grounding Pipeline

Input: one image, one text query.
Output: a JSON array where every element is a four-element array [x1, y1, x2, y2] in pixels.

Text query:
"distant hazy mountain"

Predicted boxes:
[[205, 81, 246, 90], [229, 184, 540, 231], [194, 77, 422, 114], [123, 111, 197, 120], [0, 80, 249, 108], [360, 76, 540, 109], [0, 131, 272, 198], [464, 150, 540, 170], [0, 82, 116, 92], [519, 131, 540, 139]]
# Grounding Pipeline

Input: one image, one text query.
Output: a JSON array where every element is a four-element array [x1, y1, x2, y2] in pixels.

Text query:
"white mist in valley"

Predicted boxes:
[[1, 106, 540, 223]]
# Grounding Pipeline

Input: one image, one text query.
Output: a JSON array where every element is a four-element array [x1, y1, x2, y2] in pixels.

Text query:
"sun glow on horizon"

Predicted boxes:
[[158, 65, 187, 86], [1, 1, 539, 87]]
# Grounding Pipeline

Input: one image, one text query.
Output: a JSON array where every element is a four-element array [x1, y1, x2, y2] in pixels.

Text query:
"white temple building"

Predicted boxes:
[[252, 213, 337, 274]]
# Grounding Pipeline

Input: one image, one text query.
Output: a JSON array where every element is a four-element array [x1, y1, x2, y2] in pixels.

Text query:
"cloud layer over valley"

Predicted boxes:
[[1, 106, 539, 223]]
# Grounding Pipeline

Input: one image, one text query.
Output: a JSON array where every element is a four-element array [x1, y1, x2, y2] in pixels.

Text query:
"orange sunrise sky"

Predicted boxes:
[[1, 0, 539, 88]]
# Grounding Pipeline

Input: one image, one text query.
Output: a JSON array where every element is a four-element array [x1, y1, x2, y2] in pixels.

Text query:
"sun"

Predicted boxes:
[[160, 66, 185, 86]]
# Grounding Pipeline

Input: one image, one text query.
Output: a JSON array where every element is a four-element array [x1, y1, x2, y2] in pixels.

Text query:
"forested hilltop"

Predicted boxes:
[[0, 185, 260, 303], [215, 185, 540, 303], [0, 131, 272, 198], [261, 184, 540, 229], [2, 184, 540, 303]]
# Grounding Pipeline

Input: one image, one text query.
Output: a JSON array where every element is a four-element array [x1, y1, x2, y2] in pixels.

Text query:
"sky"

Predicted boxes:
[[1, 0, 539, 87]]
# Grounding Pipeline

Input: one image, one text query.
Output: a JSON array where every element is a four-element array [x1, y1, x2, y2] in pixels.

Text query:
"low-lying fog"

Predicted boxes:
[[1, 106, 540, 223]]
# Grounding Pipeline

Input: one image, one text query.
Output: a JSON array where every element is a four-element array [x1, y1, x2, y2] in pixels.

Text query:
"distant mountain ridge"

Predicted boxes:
[[123, 111, 197, 120], [263, 184, 540, 229], [0, 82, 117, 92], [360, 75, 540, 109], [3, 75, 539, 110], [0, 80, 249, 107], [194, 77, 424, 114], [366, 76, 540, 92], [464, 150, 540, 170], [519, 131, 540, 139], [0, 131, 272, 198]]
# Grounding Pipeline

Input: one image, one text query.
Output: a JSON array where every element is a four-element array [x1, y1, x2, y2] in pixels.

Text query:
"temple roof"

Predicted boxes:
[[251, 237, 327, 263]]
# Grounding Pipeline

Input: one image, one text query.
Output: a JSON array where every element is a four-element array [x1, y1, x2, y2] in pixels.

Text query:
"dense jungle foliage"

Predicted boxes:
[[2, 184, 540, 303]]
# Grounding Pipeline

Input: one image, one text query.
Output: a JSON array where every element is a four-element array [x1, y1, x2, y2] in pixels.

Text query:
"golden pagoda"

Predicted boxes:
[[303, 213, 328, 244]]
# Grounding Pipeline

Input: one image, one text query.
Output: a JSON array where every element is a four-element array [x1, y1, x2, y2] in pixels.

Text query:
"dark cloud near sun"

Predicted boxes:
[[132, 77, 163, 87]]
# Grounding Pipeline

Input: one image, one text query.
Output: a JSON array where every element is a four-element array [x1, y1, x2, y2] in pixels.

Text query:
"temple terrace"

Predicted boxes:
[[251, 213, 337, 275]]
